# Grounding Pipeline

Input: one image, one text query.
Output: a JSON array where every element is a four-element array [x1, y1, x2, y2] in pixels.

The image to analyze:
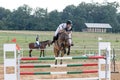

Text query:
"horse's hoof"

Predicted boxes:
[[67, 52, 70, 55]]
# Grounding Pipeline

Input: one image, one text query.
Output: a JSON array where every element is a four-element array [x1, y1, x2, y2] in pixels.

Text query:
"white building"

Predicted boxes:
[[84, 23, 112, 32]]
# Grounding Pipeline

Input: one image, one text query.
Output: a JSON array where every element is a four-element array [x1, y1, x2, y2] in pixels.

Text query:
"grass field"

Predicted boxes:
[[0, 30, 120, 80], [0, 30, 120, 64]]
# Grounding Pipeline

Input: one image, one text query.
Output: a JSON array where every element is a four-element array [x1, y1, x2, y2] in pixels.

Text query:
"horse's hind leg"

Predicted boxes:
[[54, 48, 59, 65], [55, 60, 57, 65], [60, 50, 64, 64], [43, 50, 45, 57], [67, 46, 71, 55], [40, 50, 45, 57], [29, 49, 32, 57]]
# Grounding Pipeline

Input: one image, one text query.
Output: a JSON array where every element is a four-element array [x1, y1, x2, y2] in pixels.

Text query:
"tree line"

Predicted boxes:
[[0, 2, 120, 33]]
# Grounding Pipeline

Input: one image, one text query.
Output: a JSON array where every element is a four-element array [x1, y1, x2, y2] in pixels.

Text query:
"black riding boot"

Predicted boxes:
[[51, 34, 59, 44]]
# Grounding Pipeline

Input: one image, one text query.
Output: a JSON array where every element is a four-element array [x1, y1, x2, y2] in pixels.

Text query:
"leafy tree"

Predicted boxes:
[[48, 10, 62, 30], [0, 2, 120, 32], [0, 7, 11, 29], [8, 4, 32, 30]]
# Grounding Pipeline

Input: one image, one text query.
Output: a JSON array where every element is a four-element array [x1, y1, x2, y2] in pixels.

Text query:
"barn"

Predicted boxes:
[[83, 23, 112, 32]]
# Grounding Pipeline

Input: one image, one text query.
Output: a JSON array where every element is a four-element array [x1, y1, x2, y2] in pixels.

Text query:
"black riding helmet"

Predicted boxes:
[[66, 20, 72, 25]]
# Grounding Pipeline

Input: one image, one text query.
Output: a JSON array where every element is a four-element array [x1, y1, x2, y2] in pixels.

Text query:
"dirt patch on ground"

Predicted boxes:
[[0, 61, 120, 80]]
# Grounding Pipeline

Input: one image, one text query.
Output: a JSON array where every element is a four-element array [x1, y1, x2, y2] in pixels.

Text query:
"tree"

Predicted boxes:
[[32, 8, 48, 30], [0, 7, 11, 29], [48, 10, 62, 30], [0, 2, 120, 32], [61, 5, 76, 21], [8, 4, 32, 30]]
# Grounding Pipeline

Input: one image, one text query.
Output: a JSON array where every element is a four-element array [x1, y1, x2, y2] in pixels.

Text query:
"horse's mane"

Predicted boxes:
[[58, 30, 69, 41], [40, 40, 50, 43]]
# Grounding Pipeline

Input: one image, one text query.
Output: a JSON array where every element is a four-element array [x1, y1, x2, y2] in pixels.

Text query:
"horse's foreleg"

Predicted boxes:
[[55, 51, 59, 65], [54, 48, 59, 65], [55, 60, 57, 65], [43, 50, 45, 57], [29, 49, 32, 57], [67, 46, 71, 55], [40, 50, 42, 57], [60, 50, 64, 64]]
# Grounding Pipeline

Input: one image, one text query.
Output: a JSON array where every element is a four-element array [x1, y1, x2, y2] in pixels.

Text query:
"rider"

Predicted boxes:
[[36, 35, 40, 47], [51, 20, 73, 46]]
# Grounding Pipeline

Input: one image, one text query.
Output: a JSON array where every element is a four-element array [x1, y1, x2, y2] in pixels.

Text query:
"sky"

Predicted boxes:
[[0, 0, 119, 12]]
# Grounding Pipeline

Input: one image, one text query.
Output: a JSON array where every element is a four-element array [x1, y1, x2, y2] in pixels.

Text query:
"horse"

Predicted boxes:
[[29, 40, 52, 57], [54, 30, 71, 65]]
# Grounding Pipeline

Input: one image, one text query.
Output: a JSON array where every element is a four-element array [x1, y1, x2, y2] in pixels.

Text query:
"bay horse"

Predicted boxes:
[[54, 30, 71, 65], [29, 40, 52, 57]]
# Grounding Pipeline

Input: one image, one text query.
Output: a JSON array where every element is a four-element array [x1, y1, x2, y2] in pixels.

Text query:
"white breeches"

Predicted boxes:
[[36, 41, 39, 45], [55, 28, 59, 36], [68, 33, 72, 45]]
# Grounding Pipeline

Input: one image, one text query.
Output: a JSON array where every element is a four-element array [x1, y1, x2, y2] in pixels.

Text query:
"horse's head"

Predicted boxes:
[[47, 40, 52, 47], [58, 31, 70, 48]]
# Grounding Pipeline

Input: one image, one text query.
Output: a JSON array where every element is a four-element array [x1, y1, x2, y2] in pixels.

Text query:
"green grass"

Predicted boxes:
[[0, 30, 120, 64]]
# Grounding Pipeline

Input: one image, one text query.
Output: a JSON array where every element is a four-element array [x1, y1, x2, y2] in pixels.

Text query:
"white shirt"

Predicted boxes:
[[54, 23, 72, 36]]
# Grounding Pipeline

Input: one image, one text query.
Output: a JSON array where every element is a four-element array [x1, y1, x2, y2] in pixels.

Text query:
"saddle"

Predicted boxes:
[[34, 43, 41, 48]]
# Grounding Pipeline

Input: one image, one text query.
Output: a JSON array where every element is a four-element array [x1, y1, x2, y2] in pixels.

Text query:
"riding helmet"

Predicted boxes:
[[66, 20, 72, 25]]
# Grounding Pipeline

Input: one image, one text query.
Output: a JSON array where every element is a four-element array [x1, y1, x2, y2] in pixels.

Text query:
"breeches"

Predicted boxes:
[[36, 41, 39, 45], [68, 34, 72, 45]]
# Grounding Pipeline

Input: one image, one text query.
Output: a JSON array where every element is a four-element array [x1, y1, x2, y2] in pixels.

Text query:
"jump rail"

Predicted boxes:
[[20, 56, 105, 60], [4, 42, 111, 80]]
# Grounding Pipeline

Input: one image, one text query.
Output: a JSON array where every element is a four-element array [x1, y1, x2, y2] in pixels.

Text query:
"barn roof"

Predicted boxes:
[[85, 23, 112, 28]]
